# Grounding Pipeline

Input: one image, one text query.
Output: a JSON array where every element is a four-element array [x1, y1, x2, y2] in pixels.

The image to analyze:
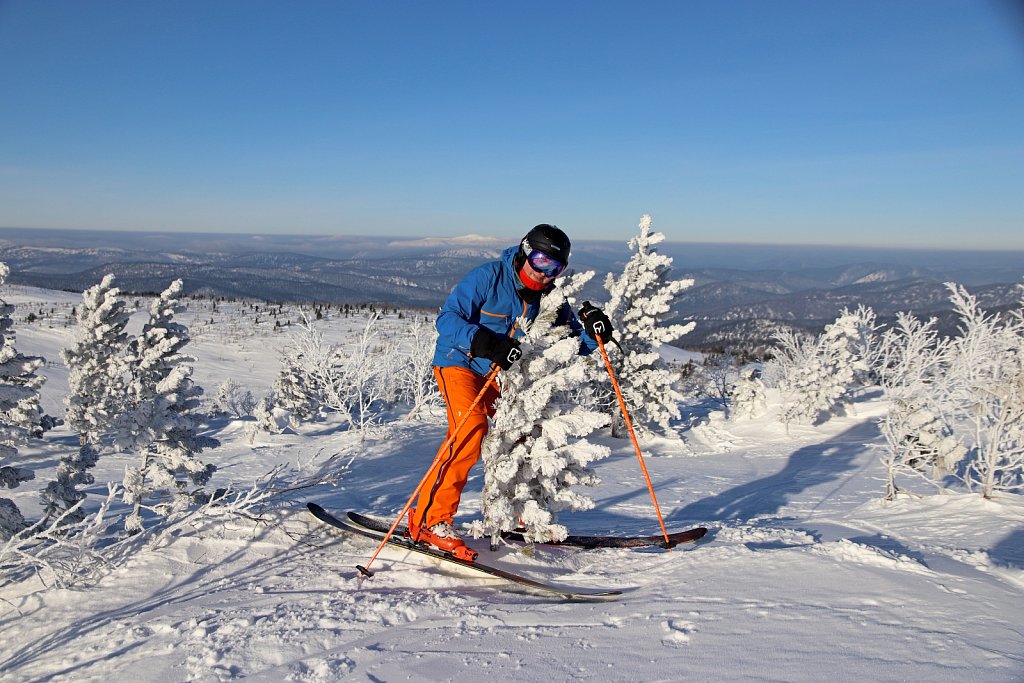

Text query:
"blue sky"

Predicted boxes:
[[1, 1, 1022, 249]]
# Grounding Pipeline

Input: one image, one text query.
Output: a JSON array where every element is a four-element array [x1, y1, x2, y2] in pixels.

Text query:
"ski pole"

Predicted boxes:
[[594, 334, 674, 549], [356, 363, 502, 577]]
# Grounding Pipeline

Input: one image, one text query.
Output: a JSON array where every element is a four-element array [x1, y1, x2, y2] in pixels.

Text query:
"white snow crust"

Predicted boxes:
[[1, 285, 1022, 682]]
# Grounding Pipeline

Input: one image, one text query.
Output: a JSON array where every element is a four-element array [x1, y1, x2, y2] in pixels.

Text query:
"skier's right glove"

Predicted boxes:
[[471, 328, 522, 370]]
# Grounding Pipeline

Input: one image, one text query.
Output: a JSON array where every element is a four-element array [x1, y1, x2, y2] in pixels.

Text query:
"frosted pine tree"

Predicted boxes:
[[40, 444, 100, 522], [779, 306, 877, 427], [469, 271, 611, 544], [1, 263, 42, 539], [731, 370, 767, 419], [273, 316, 324, 426], [62, 274, 131, 442], [601, 214, 696, 436], [114, 280, 218, 532]]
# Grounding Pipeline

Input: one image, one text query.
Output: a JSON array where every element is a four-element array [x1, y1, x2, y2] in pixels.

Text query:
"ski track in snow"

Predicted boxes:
[[2, 287, 1023, 681]]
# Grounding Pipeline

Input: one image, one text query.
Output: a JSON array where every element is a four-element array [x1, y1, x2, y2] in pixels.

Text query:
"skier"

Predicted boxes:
[[409, 224, 613, 556]]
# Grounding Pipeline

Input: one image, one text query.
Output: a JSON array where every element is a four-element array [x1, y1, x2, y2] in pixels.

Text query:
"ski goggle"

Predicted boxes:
[[526, 250, 566, 277]]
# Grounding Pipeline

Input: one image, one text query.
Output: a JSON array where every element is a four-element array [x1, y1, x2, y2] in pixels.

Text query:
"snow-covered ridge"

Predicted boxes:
[[387, 233, 504, 248]]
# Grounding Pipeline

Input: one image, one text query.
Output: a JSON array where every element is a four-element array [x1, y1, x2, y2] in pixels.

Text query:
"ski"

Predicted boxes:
[[307, 504, 622, 601], [500, 525, 708, 549], [349, 510, 706, 550]]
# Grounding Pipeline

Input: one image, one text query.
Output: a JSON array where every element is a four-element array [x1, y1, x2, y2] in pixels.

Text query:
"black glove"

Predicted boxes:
[[471, 328, 522, 370], [578, 301, 613, 342]]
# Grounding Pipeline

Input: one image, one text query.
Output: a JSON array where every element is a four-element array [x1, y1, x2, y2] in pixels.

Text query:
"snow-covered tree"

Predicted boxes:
[[777, 306, 877, 427], [0, 274, 52, 443], [682, 351, 741, 416], [880, 397, 966, 499], [210, 379, 257, 418], [397, 316, 441, 421], [40, 443, 100, 522], [944, 284, 1024, 497], [876, 312, 963, 498], [114, 280, 218, 532], [274, 345, 322, 426], [877, 285, 1024, 499], [731, 369, 768, 420], [62, 273, 131, 443], [601, 214, 696, 436], [288, 311, 400, 440], [1, 263, 42, 540], [253, 393, 290, 434], [469, 271, 611, 544]]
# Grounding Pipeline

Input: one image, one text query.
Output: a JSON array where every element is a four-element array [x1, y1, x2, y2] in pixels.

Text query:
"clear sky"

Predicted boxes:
[[1, 1, 1022, 249]]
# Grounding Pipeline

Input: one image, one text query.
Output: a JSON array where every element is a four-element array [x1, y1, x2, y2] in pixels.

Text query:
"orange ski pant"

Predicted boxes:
[[414, 365, 500, 529]]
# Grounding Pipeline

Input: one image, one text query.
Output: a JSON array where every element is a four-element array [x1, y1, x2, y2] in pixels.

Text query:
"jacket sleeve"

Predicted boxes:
[[555, 301, 599, 356], [435, 263, 498, 357]]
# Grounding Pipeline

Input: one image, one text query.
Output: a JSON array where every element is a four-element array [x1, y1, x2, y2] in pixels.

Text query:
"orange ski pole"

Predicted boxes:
[[596, 335, 674, 549], [356, 363, 501, 577]]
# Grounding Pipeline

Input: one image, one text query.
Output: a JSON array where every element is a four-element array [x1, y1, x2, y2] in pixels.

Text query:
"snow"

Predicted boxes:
[[2, 286, 1023, 682]]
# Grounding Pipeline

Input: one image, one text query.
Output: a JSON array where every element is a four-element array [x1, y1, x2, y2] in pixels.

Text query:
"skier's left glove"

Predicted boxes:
[[578, 301, 613, 342]]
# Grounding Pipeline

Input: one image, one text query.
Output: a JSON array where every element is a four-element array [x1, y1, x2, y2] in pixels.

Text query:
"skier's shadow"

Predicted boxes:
[[671, 421, 879, 524], [990, 527, 1024, 569]]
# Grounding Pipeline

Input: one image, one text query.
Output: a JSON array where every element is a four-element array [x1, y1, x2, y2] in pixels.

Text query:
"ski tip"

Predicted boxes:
[[355, 564, 374, 578]]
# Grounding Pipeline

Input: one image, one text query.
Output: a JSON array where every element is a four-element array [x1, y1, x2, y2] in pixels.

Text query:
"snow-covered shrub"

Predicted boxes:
[[288, 311, 400, 440], [2, 484, 121, 588], [274, 344, 322, 426], [877, 285, 1024, 499], [114, 280, 219, 532], [470, 271, 610, 544], [1, 263, 43, 540], [62, 273, 131, 443], [775, 306, 877, 427], [876, 312, 962, 498], [253, 393, 291, 434], [40, 444, 100, 523], [944, 284, 1024, 497], [731, 369, 768, 419], [397, 316, 441, 420], [682, 351, 741, 415], [211, 379, 257, 418], [600, 214, 696, 436], [880, 398, 966, 499]]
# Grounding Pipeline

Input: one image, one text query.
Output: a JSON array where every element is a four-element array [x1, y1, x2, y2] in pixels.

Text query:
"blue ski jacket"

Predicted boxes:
[[433, 246, 599, 376]]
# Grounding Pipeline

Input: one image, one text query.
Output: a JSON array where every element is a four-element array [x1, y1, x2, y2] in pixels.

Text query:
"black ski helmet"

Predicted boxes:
[[520, 224, 571, 265]]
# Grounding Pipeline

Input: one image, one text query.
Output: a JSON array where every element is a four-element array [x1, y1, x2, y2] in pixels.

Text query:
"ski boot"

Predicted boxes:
[[407, 510, 477, 561]]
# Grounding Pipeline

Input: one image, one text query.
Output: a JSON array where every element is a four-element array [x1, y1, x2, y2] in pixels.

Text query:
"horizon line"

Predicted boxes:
[[2, 224, 1022, 256]]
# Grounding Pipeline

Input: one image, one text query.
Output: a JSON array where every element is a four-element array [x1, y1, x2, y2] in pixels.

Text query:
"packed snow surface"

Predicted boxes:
[[1, 285, 1022, 682]]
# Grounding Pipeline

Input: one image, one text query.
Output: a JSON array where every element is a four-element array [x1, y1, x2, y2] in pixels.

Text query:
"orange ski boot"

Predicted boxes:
[[408, 513, 477, 562]]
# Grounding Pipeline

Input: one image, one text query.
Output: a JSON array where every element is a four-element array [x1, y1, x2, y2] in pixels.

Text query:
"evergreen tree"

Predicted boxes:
[[40, 443, 100, 522], [779, 306, 877, 426], [273, 344, 321, 426], [601, 214, 696, 436], [114, 280, 218, 532], [62, 273, 131, 443], [470, 271, 610, 544], [0, 263, 42, 540], [731, 370, 768, 419]]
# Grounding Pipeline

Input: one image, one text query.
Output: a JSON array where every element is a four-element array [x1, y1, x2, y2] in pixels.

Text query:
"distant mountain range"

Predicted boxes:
[[2, 227, 1021, 350]]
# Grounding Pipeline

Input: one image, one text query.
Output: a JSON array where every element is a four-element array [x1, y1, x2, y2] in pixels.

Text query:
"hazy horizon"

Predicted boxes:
[[3, 225, 1022, 273]]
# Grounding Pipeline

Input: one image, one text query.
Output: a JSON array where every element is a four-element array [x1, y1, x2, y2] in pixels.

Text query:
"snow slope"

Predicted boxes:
[[2, 286, 1022, 682]]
